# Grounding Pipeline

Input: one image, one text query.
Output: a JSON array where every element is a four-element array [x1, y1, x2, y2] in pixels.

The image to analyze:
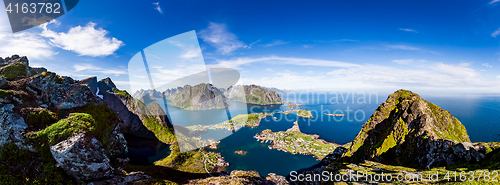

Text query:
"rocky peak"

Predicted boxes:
[[344, 89, 478, 168]]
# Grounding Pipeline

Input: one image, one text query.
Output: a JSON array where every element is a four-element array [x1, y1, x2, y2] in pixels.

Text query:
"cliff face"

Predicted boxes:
[[344, 90, 484, 168], [161, 84, 284, 110]]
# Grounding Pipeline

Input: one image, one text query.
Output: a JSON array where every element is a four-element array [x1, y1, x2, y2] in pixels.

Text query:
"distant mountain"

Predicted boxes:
[[161, 84, 284, 110], [225, 85, 284, 105], [344, 89, 484, 168], [132, 89, 163, 104]]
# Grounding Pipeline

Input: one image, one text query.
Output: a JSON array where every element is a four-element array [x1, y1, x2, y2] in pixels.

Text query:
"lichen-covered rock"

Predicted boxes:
[[266, 173, 288, 185], [186, 170, 277, 184], [50, 133, 114, 181], [0, 104, 33, 150], [108, 125, 128, 157], [87, 172, 151, 185], [26, 72, 105, 110], [0, 77, 7, 88], [344, 89, 479, 168]]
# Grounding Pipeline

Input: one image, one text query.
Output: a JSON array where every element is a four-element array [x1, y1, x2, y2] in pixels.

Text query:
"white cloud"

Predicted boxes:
[[73, 63, 127, 76], [263, 40, 289, 47], [41, 22, 124, 57], [324, 62, 500, 92], [492, 28, 500, 38], [0, 32, 57, 60], [208, 56, 361, 70], [153, 2, 163, 14], [303, 45, 312, 48], [399, 28, 418, 33], [198, 22, 246, 54], [489, 0, 499, 4], [482, 63, 493, 68], [392, 59, 414, 65], [387, 45, 420, 50]]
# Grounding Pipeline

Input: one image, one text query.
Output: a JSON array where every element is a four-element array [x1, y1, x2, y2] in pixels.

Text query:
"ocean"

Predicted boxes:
[[141, 92, 500, 176]]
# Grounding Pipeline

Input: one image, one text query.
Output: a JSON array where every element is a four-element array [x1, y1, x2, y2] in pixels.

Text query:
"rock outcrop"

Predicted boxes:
[[50, 133, 114, 181], [186, 170, 285, 184], [0, 104, 32, 150], [344, 89, 482, 168]]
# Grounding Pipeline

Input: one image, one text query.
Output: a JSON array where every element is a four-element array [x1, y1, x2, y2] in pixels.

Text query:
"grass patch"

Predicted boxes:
[[1, 62, 27, 80], [0, 89, 14, 97]]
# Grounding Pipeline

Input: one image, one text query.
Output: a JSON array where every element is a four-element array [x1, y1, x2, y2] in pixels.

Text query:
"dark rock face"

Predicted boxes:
[[96, 78, 158, 139], [344, 90, 478, 168], [50, 133, 114, 181], [87, 172, 151, 185]]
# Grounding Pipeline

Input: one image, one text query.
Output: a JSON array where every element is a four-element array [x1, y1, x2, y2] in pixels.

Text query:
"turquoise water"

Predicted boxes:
[[145, 92, 500, 176]]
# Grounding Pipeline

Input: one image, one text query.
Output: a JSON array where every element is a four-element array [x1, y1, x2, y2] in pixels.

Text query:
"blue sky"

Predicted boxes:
[[0, 0, 499, 95]]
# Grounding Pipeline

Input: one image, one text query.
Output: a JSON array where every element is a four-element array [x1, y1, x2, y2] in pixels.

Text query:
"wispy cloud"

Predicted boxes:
[[482, 63, 493, 68], [209, 56, 361, 70], [73, 63, 127, 76], [491, 28, 500, 38], [489, 0, 499, 5], [399, 28, 418, 33], [392, 59, 414, 65], [41, 22, 124, 57], [198, 22, 246, 55], [153, 2, 163, 15], [387, 45, 420, 51], [263, 40, 289, 47]]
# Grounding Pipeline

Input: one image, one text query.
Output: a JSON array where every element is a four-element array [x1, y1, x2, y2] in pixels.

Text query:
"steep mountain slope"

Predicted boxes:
[[344, 90, 483, 168], [95, 77, 175, 144]]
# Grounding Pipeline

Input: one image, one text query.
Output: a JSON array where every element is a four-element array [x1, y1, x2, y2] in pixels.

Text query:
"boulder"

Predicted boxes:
[[26, 73, 105, 110], [50, 133, 114, 181], [108, 125, 128, 157], [266, 173, 288, 184], [0, 104, 32, 150]]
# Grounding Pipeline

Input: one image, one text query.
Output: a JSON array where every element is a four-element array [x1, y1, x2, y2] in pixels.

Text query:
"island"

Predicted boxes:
[[285, 102, 302, 109], [234, 150, 248, 155], [254, 121, 340, 160], [324, 113, 346, 117], [294, 109, 314, 118], [187, 113, 273, 132]]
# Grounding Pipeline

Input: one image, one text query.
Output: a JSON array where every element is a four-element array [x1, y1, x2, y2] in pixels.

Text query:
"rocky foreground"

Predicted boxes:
[[0, 55, 284, 184]]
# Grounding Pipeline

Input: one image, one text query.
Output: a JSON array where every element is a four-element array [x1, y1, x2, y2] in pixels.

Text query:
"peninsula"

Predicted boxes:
[[254, 121, 340, 160]]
